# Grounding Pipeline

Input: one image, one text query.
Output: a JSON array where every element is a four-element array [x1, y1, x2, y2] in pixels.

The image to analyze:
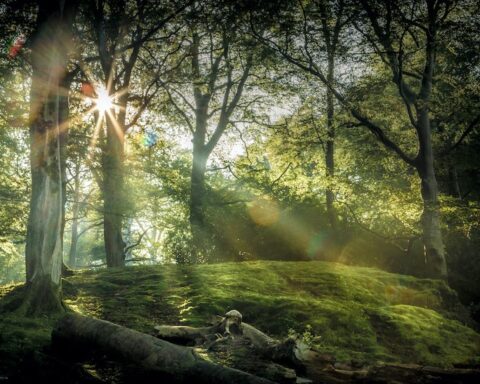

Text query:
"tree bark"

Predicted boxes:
[[102, 115, 126, 267], [91, 0, 141, 268], [52, 314, 273, 384], [325, 55, 336, 230], [190, 142, 208, 232], [24, 0, 76, 315], [68, 161, 81, 267], [359, 0, 448, 279], [448, 164, 462, 199], [60, 74, 72, 277], [185, 30, 252, 254], [189, 96, 209, 250], [413, 14, 447, 279], [416, 109, 447, 279]]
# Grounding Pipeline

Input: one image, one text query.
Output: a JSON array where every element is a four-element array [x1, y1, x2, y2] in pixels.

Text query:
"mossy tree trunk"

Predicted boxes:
[[24, 0, 77, 315], [102, 113, 127, 267]]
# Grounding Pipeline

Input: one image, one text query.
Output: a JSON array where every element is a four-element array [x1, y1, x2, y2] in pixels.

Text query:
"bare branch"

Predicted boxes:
[[124, 227, 150, 254], [252, 25, 416, 166], [161, 83, 195, 133], [271, 162, 292, 187], [205, 54, 253, 155], [448, 114, 480, 153]]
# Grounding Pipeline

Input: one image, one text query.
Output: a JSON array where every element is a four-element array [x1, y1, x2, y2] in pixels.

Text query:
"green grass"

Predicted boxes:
[[0, 284, 64, 373], [1, 260, 480, 370]]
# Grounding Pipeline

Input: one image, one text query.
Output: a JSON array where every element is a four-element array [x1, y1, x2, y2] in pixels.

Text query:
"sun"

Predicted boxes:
[[95, 87, 113, 113]]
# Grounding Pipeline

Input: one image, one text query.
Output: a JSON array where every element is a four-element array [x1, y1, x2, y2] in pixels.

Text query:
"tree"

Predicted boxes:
[[82, 0, 189, 267], [24, 0, 77, 314], [252, 0, 464, 279], [301, 0, 351, 229], [158, 5, 255, 250], [354, 0, 451, 279]]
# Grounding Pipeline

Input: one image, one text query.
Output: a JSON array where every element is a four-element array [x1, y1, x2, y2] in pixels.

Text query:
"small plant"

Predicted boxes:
[[288, 324, 320, 347]]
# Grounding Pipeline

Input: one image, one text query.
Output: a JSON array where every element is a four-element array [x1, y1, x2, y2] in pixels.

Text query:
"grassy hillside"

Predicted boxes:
[[1, 260, 479, 371]]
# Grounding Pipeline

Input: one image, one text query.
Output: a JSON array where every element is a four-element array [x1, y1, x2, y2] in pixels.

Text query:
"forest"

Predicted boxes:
[[0, 0, 479, 383]]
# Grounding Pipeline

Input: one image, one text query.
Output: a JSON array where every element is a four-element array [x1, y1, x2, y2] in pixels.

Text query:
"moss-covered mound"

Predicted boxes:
[[1, 260, 479, 371]]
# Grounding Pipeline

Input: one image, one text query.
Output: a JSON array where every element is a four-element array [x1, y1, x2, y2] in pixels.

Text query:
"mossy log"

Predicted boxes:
[[52, 313, 274, 384], [154, 314, 308, 369], [152, 310, 480, 383], [153, 310, 311, 383], [153, 323, 299, 383], [153, 324, 216, 345]]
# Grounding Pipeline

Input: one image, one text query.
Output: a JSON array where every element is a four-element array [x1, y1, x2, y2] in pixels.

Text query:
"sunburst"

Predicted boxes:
[[95, 87, 114, 113], [79, 81, 127, 165]]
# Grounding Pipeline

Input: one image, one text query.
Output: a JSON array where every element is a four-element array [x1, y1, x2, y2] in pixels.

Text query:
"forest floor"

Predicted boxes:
[[1, 260, 480, 382]]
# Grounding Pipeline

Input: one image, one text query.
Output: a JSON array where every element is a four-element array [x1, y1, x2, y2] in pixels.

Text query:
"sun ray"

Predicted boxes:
[[105, 108, 125, 140], [87, 111, 105, 163]]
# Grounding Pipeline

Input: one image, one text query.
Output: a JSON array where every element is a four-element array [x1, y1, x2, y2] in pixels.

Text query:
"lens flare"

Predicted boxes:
[[95, 87, 113, 113], [247, 198, 280, 226]]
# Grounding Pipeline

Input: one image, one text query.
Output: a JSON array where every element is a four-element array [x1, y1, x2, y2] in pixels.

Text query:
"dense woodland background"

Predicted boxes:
[[0, 0, 479, 322]]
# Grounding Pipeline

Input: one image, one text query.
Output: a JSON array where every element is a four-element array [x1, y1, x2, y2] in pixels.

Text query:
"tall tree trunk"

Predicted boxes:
[[190, 137, 208, 249], [24, 0, 76, 315], [102, 114, 126, 267], [414, 18, 447, 280], [416, 108, 447, 279], [94, 7, 126, 268], [190, 146, 207, 229], [447, 164, 462, 199], [60, 75, 72, 276], [325, 56, 336, 230], [68, 161, 81, 267]]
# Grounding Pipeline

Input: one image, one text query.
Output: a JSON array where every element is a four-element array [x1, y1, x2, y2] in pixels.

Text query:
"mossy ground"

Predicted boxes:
[[1, 260, 479, 374]]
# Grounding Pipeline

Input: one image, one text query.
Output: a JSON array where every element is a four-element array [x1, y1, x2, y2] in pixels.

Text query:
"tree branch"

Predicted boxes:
[[448, 114, 480, 152]]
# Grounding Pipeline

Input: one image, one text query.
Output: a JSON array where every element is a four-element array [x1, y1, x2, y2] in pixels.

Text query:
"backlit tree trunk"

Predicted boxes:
[[412, 16, 447, 279], [416, 108, 447, 278], [89, 0, 156, 268], [189, 100, 208, 239], [316, 0, 345, 230], [68, 161, 81, 267], [24, 0, 76, 314], [190, 144, 208, 232], [102, 113, 126, 267], [325, 56, 336, 230], [184, 31, 252, 253]]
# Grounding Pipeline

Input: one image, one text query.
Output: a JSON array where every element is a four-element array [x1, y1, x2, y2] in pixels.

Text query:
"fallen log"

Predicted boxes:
[[52, 313, 274, 384], [152, 310, 480, 384], [154, 310, 317, 382], [153, 324, 216, 345], [154, 310, 314, 370]]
